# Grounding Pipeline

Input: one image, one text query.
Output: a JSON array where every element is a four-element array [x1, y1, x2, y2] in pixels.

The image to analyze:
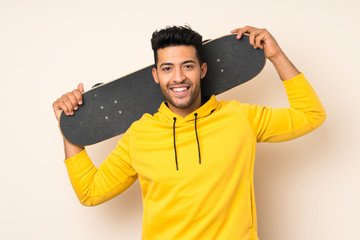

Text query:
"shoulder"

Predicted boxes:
[[216, 99, 267, 120], [127, 112, 165, 133], [117, 113, 157, 145], [218, 99, 253, 111]]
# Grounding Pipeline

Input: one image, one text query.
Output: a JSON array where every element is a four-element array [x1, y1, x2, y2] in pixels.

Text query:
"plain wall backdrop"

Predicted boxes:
[[1, 0, 359, 239]]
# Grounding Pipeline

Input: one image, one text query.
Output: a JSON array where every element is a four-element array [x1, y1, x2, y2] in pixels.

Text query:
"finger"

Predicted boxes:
[[60, 92, 79, 114], [53, 98, 71, 117], [53, 99, 66, 113], [60, 95, 76, 115], [231, 26, 251, 39], [240, 26, 257, 39], [231, 28, 243, 37], [248, 31, 259, 49], [73, 88, 83, 105], [230, 28, 242, 39], [237, 26, 251, 39], [255, 32, 266, 49], [53, 100, 64, 121], [77, 83, 84, 93], [67, 91, 81, 111]]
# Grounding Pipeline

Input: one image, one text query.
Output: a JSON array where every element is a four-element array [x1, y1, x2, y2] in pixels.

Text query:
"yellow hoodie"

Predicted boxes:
[[65, 73, 326, 239]]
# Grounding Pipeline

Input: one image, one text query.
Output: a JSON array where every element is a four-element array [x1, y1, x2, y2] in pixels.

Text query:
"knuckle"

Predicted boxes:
[[75, 91, 82, 99], [53, 99, 62, 108], [61, 92, 70, 99], [61, 97, 69, 103]]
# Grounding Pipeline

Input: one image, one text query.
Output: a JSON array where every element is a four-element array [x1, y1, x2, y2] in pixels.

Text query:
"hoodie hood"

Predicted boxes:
[[156, 95, 220, 125], [154, 95, 220, 171]]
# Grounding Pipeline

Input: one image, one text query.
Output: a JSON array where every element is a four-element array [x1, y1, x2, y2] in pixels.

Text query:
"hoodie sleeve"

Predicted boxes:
[[243, 73, 326, 142], [64, 130, 138, 206]]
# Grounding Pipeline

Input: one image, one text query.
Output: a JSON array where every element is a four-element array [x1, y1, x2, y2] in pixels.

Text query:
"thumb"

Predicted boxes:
[[78, 83, 84, 93]]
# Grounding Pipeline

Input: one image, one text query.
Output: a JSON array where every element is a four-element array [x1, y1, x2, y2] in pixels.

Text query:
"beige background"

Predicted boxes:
[[1, 0, 359, 239]]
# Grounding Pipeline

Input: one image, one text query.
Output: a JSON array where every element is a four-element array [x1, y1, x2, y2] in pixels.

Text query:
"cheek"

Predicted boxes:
[[157, 74, 171, 86], [158, 79, 169, 90], [190, 71, 202, 84]]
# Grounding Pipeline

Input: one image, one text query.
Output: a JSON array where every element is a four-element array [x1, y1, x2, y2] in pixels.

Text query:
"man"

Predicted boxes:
[[53, 26, 326, 239]]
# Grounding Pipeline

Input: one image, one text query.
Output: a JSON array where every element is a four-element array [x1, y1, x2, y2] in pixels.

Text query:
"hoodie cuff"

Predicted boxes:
[[64, 149, 94, 176]]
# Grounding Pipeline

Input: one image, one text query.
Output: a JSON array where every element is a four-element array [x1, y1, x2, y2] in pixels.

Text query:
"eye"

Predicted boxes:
[[184, 64, 194, 70], [162, 66, 171, 72]]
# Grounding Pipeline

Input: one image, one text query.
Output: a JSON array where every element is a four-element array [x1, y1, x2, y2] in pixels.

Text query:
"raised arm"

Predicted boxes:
[[231, 26, 326, 141], [53, 84, 137, 206]]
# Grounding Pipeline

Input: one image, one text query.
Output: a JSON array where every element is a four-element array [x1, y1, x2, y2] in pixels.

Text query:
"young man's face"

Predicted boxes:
[[152, 45, 207, 117]]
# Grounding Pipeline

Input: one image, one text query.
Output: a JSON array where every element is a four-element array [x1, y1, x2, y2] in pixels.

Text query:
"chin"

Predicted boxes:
[[171, 100, 191, 109], [171, 95, 199, 109]]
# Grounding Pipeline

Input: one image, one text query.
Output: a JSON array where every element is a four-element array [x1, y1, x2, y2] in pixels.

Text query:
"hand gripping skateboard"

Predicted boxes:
[[60, 34, 266, 146]]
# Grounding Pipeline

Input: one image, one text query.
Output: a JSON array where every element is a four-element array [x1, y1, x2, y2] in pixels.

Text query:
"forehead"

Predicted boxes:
[[157, 45, 198, 65]]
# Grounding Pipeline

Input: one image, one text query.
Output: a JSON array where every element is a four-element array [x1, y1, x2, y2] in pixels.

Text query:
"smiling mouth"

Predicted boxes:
[[171, 87, 189, 92], [169, 86, 191, 97]]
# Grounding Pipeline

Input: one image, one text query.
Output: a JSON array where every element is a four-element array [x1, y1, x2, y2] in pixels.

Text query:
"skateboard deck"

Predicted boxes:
[[60, 34, 266, 146]]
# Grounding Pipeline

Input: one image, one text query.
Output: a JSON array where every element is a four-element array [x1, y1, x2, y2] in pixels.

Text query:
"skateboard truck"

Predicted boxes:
[[92, 83, 104, 88]]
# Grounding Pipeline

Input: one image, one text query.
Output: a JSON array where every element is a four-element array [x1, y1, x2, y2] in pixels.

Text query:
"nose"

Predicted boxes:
[[173, 67, 186, 83]]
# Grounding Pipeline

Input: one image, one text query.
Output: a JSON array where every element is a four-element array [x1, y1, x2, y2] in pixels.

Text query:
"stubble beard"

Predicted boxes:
[[161, 80, 201, 110]]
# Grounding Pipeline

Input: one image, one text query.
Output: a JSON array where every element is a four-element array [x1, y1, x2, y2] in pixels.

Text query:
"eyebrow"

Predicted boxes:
[[159, 60, 196, 68]]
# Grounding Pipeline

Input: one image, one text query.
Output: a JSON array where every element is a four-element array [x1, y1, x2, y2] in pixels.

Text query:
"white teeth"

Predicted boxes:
[[172, 87, 187, 92]]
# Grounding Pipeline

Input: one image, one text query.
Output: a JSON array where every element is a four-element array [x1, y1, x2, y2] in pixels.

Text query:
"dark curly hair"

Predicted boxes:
[[151, 25, 203, 67]]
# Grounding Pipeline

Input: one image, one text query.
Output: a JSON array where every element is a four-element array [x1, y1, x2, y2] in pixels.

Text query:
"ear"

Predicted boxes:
[[152, 67, 159, 84], [200, 63, 207, 79]]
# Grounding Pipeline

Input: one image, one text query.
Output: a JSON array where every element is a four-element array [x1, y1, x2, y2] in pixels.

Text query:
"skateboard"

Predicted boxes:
[[60, 34, 266, 146]]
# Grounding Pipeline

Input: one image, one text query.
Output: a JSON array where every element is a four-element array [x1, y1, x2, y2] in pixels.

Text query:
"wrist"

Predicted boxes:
[[63, 137, 84, 159], [269, 52, 300, 81], [268, 50, 287, 63]]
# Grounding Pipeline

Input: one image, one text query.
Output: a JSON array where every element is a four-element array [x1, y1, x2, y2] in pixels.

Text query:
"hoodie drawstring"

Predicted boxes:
[[172, 114, 202, 171], [194, 113, 201, 165], [173, 117, 179, 171]]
